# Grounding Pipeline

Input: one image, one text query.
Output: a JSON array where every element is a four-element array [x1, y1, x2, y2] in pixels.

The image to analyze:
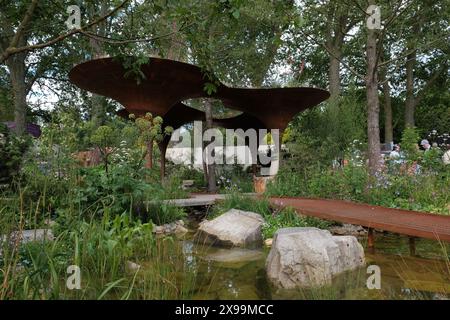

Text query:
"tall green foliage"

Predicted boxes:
[[0, 123, 30, 184]]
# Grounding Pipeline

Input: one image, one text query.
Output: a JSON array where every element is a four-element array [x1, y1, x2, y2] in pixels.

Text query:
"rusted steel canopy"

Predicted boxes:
[[216, 87, 329, 130], [69, 57, 329, 131], [212, 112, 266, 131]]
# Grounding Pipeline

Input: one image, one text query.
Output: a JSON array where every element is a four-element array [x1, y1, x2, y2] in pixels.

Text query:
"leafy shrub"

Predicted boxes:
[[267, 162, 450, 215], [75, 165, 151, 216], [284, 94, 367, 171], [400, 126, 421, 161], [144, 202, 186, 225], [166, 164, 205, 190], [155, 171, 189, 199], [0, 123, 31, 184]]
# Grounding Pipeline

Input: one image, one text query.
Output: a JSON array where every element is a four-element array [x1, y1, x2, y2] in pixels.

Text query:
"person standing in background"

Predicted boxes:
[[443, 145, 450, 165], [420, 139, 431, 152]]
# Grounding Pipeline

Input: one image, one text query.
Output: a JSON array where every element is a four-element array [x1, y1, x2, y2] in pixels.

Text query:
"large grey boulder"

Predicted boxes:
[[266, 227, 365, 289], [196, 209, 264, 248]]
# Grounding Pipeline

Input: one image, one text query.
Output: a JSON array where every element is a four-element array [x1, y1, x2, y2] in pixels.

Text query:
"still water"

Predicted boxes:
[[171, 228, 450, 300]]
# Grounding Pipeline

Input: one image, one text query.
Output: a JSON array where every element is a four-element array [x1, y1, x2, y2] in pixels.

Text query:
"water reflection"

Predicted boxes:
[[160, 231, 450, 300]]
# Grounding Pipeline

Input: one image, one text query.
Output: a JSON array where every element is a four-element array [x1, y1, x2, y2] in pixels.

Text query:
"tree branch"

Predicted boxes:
[[378, 35, 449, 68], [8, 0, 39, 51], [79, 20, 193, 45], [296, 27, 365, 79], [415, 62, 447, 106], [0, 0, 130, 64]]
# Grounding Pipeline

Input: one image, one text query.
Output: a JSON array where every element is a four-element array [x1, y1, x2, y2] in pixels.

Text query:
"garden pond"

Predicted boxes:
[[146, 225, 450, 300]]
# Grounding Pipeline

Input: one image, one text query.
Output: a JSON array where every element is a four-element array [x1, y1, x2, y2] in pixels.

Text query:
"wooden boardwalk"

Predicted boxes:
[[157, 193, 450, 248], [269, 197, 450, 244], [148, 193, 257, 207]]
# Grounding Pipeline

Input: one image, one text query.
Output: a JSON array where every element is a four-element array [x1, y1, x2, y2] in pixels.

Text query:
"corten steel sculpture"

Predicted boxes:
[[69, 57, 329, 177]]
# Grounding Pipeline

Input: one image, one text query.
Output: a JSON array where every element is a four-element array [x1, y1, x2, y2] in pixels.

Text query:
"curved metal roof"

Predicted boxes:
[[69, 57, 329, 131]]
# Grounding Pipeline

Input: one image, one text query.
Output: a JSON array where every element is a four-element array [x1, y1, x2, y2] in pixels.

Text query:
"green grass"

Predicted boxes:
[[0, 217, 196, 300], [0, 190, 195, 300]]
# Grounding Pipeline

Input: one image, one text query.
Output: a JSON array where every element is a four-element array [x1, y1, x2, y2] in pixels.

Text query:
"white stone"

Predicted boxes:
[[153, 225, 164, 234], [174, 224, 189, 237], [196, 209, 264, 248], [1, 229, 54, 257], [11, 229, 54, 244], [266, 227, 365, 289], [152, 220, 188, 237], [125, 260, 141, 274], [182, 180, 194, 190]]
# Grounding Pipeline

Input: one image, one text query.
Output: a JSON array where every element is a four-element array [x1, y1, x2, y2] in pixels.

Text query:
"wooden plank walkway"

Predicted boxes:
[[148, 193, 257, 207], [153, 192, 450, 244], [269, 197, 450, 243]]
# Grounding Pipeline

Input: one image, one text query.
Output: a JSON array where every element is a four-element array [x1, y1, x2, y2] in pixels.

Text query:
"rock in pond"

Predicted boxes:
[[266, 227, 365, 289], [329, 223, 367, 237], [125, 260, 141, 274], [201, 248, 264, 269], [196, 209, 264, 248], [153, 220, 188, 237]]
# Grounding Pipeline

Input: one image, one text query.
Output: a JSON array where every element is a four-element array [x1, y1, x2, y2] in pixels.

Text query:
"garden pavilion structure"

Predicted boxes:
[[69, 57, 330, 178]]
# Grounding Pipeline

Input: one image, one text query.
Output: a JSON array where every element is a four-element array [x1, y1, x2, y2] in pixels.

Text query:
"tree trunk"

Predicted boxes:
[[405, 49, 416, 127], [325, 2, 351, 103], [328, 50, 341, 100], [91, 94, 106, 126], [204, 99, 217, 193], [202, 121, 209, 185], [166, 21, 181, 60], [366, 14, 381, 178], [89, 1, 108, 126], [145, 139, 153, 169], [383, 81, 393, 146], [380, 69, 393, 146], [6, 52, 27, 135], [159, 142, 167, 181]]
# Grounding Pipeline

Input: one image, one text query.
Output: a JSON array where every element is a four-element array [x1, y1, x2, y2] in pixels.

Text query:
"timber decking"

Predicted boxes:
[[269, 197, 450, 242], [154, 193, 450, 243]]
